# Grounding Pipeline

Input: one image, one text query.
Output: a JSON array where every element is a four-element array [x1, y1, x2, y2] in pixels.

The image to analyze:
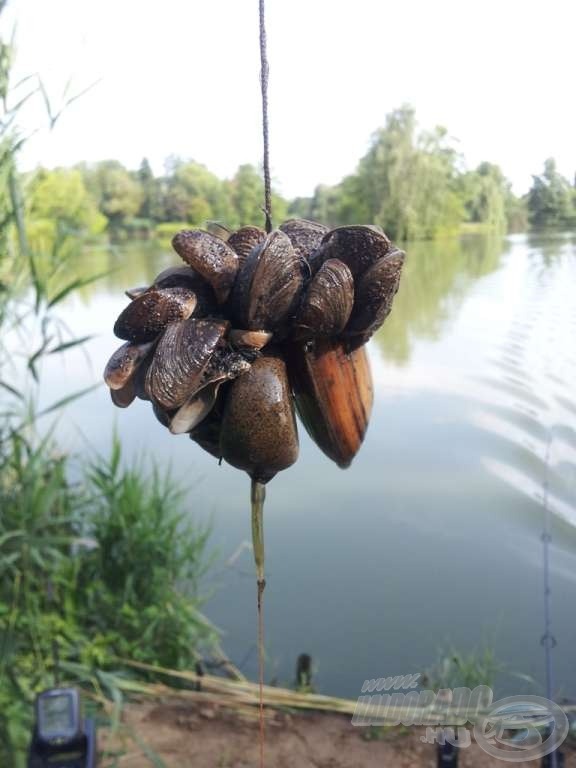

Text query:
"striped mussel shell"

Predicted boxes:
[[279, 218, 328, 263], [227, 226, 267, 265], [292, 258, 354, 340], [145, 317, 229, 410], [114, 287, 197, 343], [230, 230, 304, 334], [172, 230, 239, 304]]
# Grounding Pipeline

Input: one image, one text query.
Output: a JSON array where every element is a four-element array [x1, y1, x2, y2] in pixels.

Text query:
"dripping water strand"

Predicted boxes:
[[259, 0, 272, 233], [251, 478, 266, 768]]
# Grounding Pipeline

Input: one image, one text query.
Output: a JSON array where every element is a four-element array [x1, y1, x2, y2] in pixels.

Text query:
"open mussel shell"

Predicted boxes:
[[293, 258, 354, 340], [172, 230, 239, 304], [287, 338, 373, 469], [314, 225, 391, 278], [220, 351, 299, 483], [169, 380, 221, 435], [230, 230, 304, 334], [169, 350, 251, 435], [104, 341, 153, 389], [345, 248, 405, 344], [145, 317, 229, 410], [280, 219, 328, 263], [114, 287, 197, 343], [110, 378, 136, 408], [227, 226, 266, 265]]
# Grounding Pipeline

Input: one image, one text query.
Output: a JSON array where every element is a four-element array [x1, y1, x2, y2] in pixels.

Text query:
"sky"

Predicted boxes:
[[4, 0, 576, 199]]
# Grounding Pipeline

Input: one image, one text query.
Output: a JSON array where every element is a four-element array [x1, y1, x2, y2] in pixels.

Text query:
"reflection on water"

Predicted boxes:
[[33, 232, 576, 699], [375, 235, 507, 364]]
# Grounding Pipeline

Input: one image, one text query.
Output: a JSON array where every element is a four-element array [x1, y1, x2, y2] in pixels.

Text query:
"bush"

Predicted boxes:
[[0, 434, 214, 765], [74, 437, 214, 670]]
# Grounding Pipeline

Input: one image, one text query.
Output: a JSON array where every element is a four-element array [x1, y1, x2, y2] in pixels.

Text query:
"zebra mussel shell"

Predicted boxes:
[[114, 287, 197, 343], [172, 230, 239, 304], [230, 230, 304, 334], [279, 218, 328, 263], [315, 224, 391, 277], [227, 226, 267, 265], [145, 318, 229, 410], [293, 258, 354, 340], [346, 247, 405, 344], [104, 341, 154, 389]]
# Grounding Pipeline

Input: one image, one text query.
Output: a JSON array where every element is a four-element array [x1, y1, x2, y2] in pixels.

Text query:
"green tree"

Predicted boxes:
[[28, 167, 106, 235], [351, 107, 464, 239], [79, 160, 143, 234], [527, 158, 576, 229], [460, 162, 509, 232], [229, 163, 263, 226], [163, 158, 233, 226], [137, 157, 164, 222]]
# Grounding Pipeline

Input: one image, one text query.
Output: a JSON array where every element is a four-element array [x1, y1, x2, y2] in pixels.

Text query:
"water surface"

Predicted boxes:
[[38, 232, 576, 699]]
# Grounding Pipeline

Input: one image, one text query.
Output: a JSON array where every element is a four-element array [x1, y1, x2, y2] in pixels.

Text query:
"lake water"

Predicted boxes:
[[37, 231, 576, 700]]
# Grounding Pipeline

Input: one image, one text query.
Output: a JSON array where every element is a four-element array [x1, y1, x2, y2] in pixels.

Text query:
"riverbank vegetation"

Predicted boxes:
[[22, 104, 576, 246], [1, 15, 217, 765]]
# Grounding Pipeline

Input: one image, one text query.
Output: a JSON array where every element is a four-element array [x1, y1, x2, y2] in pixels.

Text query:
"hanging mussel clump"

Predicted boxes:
[[104, 219, 404, 588]]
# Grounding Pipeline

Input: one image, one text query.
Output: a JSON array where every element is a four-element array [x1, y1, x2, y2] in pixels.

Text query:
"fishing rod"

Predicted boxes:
[[541, 434, 559, 768]]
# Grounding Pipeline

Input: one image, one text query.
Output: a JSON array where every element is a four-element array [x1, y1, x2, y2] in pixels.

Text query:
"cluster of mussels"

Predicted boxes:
[[104, 219, 405, 484]]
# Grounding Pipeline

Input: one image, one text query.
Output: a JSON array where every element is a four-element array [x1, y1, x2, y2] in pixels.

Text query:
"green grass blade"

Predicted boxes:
[[36, 384, 101, 418], [47, 271, 108, 308]]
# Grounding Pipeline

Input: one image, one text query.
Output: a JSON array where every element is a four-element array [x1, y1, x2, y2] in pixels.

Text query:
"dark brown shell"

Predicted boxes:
[[113, 287, 197, 343], [189, 403, 224, 460], [152, 401, 174, 428], [172, 230, 239, 304], [220, 352, 299, 483], [345, 248, 405, 342], [125, 286, 148, 300], [133, 346, 155, 401], [153, 266, 217, 316], [145, 318, 228, 410], [227, 226, 266, 265], [279, 219, 328, 262], [103, 341, 154, 389], [230, 230, 304, 333], [110, 378, 136, 408], [293, 259, 354, 340], [286, 338, 373, 469], [314, 225, 391, 278]]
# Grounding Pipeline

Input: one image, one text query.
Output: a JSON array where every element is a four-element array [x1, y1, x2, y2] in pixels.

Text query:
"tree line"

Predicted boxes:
[[24, 105, 576, 245]]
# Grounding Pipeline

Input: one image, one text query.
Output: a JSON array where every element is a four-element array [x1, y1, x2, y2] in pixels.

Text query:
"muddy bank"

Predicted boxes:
[[99, 701, 575, 767]]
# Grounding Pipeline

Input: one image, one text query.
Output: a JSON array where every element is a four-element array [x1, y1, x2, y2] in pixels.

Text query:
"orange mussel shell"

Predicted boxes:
[[286, 337, 374, 469]]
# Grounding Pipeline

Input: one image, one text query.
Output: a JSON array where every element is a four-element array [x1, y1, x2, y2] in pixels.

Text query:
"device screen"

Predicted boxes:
[[39, 693, 74, 735]]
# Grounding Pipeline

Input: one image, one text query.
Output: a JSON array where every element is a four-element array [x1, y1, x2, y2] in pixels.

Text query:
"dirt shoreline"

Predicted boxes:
[[99, 701, 575, 767]]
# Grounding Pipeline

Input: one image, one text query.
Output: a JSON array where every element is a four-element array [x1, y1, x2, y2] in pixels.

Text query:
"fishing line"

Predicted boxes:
[[259, 0, 272, 234], [541, 432, 558, 768], [256, 2, 271, 763]]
